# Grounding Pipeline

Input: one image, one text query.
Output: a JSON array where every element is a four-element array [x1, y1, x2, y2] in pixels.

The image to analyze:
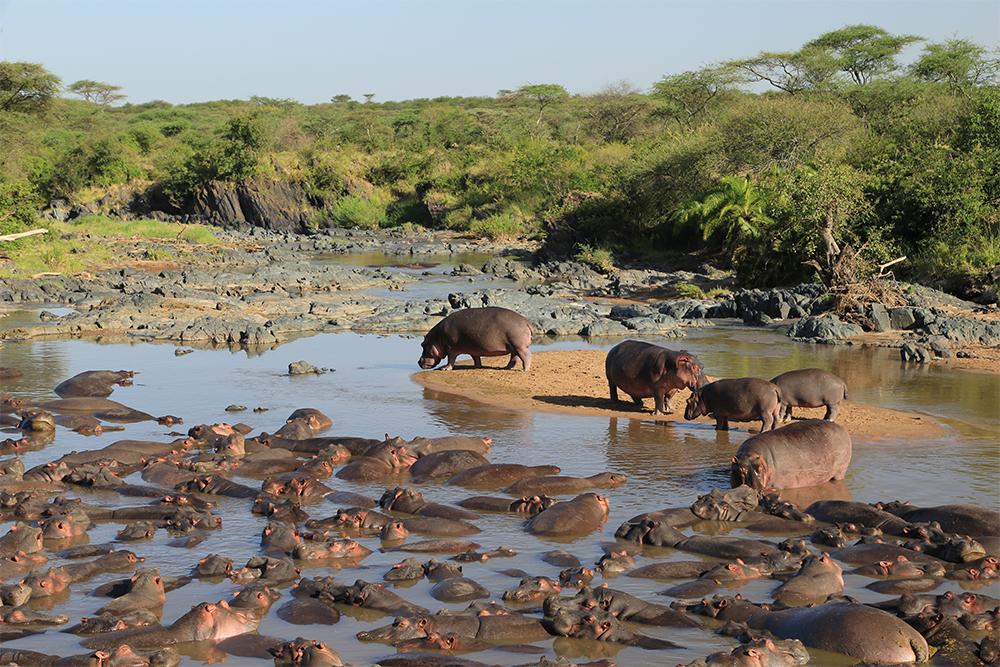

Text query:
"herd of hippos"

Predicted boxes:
[[0, 305, 997, 667]]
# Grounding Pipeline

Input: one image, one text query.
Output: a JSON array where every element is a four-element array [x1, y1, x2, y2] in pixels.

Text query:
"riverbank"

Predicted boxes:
[[412, 349, 951, 438]]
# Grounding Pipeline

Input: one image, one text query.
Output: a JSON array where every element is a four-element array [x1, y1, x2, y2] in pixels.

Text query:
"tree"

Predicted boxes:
[[68, 80, 127, 108], [673, 175, 774, 263], [331, 94, 352, 104], [0, 178, 41, 237], [715, 96, 862, 174], [584, 79, 651, 142], [726, 47, 841, 94], [910, 38, 1000, 97], [651, 66, 743, 129], [517, 83, 569, 125], [0, 61, 61, 114], [804, 24, 923, 85], [763, 161, 873, 286]]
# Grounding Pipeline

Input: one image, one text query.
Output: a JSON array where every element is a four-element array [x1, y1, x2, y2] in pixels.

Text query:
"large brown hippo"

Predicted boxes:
[[525, 493, 610, 537], [685, 377, 782, 432], [605, 340, 707, 415], [731, 419, 852, 493], [417, 307, 533, 371], [745, 601, 929, 663], [769, 368, 848, 422]]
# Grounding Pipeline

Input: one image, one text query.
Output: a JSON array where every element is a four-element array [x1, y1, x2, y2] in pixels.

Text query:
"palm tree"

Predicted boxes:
[[673, 175, 774, 262]]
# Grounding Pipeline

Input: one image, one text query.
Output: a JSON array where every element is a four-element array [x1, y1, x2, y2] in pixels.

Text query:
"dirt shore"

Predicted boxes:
[[412, 346, 997, 438]]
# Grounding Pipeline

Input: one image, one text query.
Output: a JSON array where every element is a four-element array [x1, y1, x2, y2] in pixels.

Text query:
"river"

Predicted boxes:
[[1, 251, 997, 666]]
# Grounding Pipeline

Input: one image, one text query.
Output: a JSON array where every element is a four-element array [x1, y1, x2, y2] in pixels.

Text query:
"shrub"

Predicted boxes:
[[469, 212, 524, 240], [330, 195, 387, 230], [574, 243, 614, 271]]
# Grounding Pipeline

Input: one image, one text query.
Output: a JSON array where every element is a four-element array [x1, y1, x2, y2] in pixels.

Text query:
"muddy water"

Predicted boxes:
[[1, 266, 998, 666]]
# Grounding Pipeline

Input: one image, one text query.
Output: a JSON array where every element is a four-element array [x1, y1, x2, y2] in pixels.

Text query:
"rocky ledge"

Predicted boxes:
[[1, 229, 997, 363]]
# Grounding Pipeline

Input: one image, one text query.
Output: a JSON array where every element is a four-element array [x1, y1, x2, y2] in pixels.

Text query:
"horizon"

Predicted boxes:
[[1, 0, 997, 107]]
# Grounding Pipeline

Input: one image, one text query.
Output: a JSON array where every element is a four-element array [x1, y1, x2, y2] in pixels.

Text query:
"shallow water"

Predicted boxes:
[[1, 256, 998, 666]]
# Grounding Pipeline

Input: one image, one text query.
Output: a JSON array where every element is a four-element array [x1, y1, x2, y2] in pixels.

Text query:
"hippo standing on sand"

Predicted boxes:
[[605, 340, 707, 415], [685, 377, 782, 432], [770, 368, 848, 422], [418, 307, 533, 371]]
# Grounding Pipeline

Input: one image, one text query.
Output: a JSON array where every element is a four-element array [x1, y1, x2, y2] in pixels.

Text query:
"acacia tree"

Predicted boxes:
[[584, 79, 650, 142], [726, 46, 841, 94], [517, 83, 568, 125], [651, 66, 743, 129], [0, 61, 61, 114], [805, 24, 923, 85], [910, 38, 1000, 97], [68, 80, 127, 108]]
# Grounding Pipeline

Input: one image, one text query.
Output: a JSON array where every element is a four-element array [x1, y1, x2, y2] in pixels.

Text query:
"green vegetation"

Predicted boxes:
[[1, 24, 998, 289], [0, 216, 221, 274]]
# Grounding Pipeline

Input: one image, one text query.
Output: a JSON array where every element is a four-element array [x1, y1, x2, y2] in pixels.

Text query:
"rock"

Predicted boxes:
[[787, 314, 863, 341], [868, 303, 892, 332], [901, 342, 930, 363], [288, 361, 322, 375]]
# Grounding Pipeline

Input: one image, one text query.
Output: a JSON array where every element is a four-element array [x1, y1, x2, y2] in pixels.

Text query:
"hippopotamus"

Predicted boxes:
[[525, 493, 610, 537], [292, 538, 373, 561], [685, 377, 783, 432], [429, 576, 491, 603], [502, 471, 626, 497], [54, 370, 134, 398], [605, 339, 707, 415], [447, 463, 561, 487], [285, 408, 333, 431], [417, 307, 533, 371], [408, 449, 492, 482], [731, 420, 852, 493], [270, 637, 342, 667], [81, 596, 264, 649], [769, 368, 848, 422], [501, 576, 563, 603], [358, 611, 554, 643], [550, 608, 682, 649], [691, 485, 759, 521], [548, 585, 702, 627], [94, 567, 166, 616], [772, 553, 844, 603], [745, 601, 929, 663]]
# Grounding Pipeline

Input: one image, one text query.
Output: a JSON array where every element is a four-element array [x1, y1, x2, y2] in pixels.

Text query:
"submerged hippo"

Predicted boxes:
[[605, 340, 707, 415], [770, 368, 848, 422], [731, 419, 852, 493], [418, 307, 533, 371], [685, 377, 782, 432], [746, 602, 929, 663]]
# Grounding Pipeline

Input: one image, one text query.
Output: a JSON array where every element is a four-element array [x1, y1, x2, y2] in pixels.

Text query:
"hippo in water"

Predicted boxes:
[[731, 419, 852, 493], [418, 307, 533, 371], [605, 340, 707, 415]]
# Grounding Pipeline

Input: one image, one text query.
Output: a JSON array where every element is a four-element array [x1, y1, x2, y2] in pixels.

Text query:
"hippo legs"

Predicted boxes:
[[503, 348, 531, 372]]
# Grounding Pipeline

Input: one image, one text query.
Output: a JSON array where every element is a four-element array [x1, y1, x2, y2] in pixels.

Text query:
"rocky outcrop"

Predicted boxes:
[[187, 178, 312, 233]]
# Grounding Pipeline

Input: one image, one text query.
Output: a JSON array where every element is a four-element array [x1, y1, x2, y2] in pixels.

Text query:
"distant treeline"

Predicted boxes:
[[1, 24, 998, 286]]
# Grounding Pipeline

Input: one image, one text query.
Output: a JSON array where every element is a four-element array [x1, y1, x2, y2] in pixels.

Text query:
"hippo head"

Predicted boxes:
[[684, 392, 706, 421], [675, 352, 708, 391], [418, 341, 444, 369], [731, 452, 769, 491]]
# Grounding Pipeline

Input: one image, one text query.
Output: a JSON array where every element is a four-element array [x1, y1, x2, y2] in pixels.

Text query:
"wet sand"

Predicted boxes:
[[413, 349, 961, 438]]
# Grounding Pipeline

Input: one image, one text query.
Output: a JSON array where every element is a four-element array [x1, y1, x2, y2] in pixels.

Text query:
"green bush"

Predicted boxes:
[[469, 212, 524, 240], [574, 243, 614, 271], [0, 178, 41, 238], [330, 195, 387, 230]]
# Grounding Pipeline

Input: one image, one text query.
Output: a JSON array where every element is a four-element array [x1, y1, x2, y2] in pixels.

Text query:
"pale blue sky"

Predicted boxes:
[[1, 0, 997, 106]]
